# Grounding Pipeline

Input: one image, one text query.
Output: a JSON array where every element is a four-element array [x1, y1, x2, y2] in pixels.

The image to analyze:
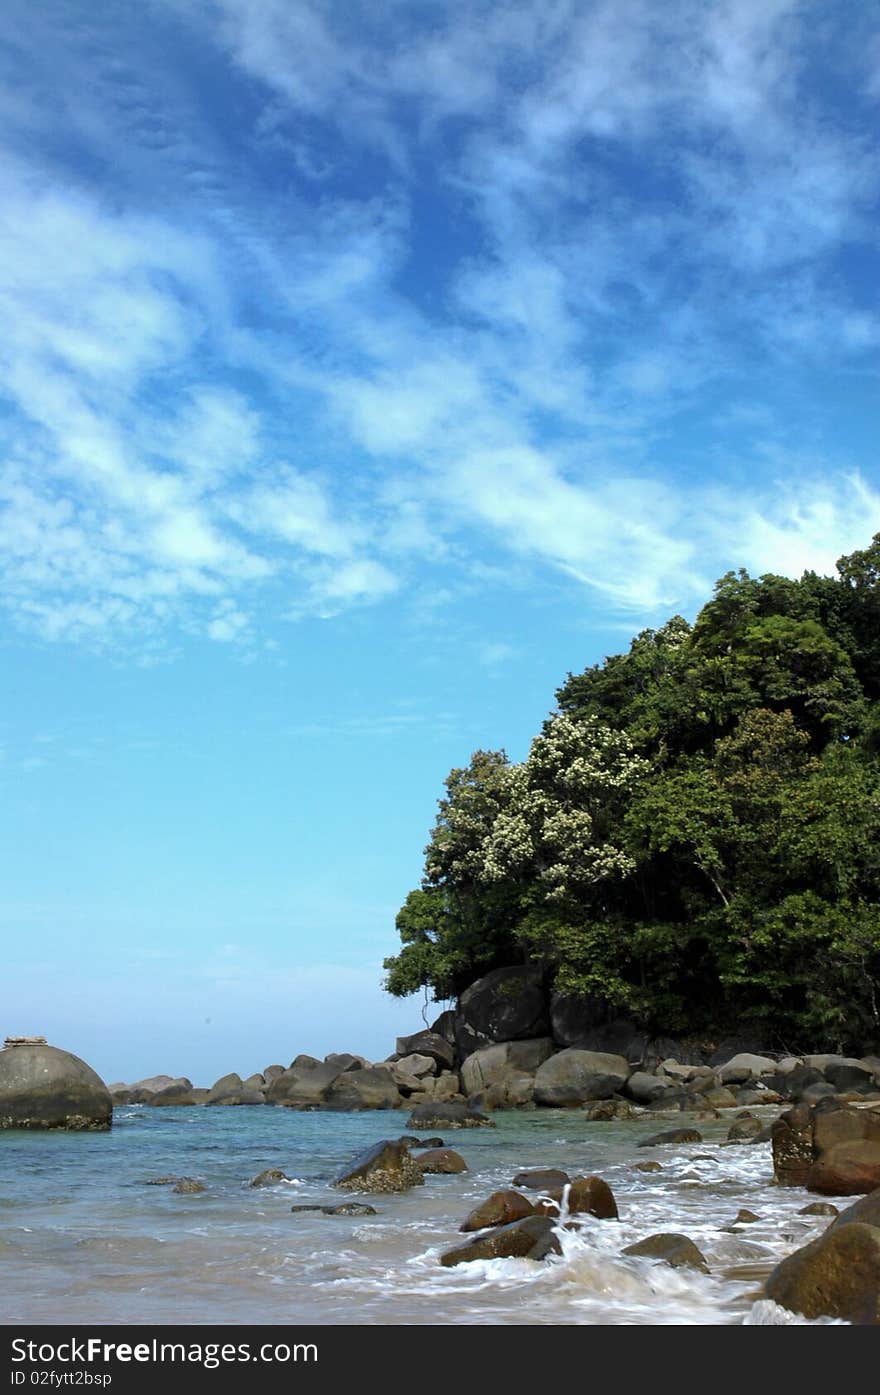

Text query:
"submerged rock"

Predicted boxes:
[[249, 1168, 290, 1188], [637, 1128, 702, 1148], [322, 1202, 377, 1216], [0, 1044, 112, 1131], [440, 1215, 562, 1267], [512, 1168, 571, 1192], [623, 1233, 709, 1273], [406, 1101, 494, 1130], [172, 1178, 206, 1194]]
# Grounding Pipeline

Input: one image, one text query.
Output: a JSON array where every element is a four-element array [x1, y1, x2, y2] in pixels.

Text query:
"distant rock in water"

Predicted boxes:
[[406, 1101, 494, 1130], [0, 1043, 111, 1131], [249, 1168, 290, 1188], [333, 1139, 424, 1193]]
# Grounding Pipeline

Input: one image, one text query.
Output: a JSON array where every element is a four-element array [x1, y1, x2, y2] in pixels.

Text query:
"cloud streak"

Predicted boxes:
[[0, 1, 877, 647]]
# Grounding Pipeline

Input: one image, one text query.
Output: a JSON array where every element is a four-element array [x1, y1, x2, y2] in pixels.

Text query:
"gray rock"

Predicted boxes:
[[533, 1049, 630, 1106], [146, 1079, 198, 1106], [460, 1039, 553, 1097], [249, 1168, 290, 1187], [206, 1072, 265, 1106], [0, 1044, 112, 1131], [718, 1053, 778, 1084], [394, 1053, 437, 1079], [625, 1071, 680, 1105], [407, 1100, 494, 1129], [394, 1031, 455, 1071], [324, 1053, 370, 1073], [265, 1063, 344, 1108], [322, 1067, 402, 1111], [126, 1074, 176, 1098]]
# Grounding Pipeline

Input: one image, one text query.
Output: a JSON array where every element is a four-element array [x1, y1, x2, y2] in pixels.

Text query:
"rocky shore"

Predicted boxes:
[[103, 964, 880, 1118], [4, 990, 880, 1324]]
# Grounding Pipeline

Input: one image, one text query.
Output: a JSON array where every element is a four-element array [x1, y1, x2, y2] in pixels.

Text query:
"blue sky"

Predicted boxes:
[[1, 1, 878, 1084]]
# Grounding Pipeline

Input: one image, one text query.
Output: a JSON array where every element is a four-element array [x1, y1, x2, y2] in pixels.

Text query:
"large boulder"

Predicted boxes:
[[533, 1049, 630, 1106], [764, 1223, 880, 1324], [440, 1215, 562, 1267], [717, 1053, 778, 1085], [145, 1079, 198, 1106], [333, 1139, 424, 1193], [206, 1072, 265, 1106], [265, 1063, 344, 1108], [624, 1071, 681, 1106], [394, 1032, 455, 1071], [460, 1039, 554, 1097], [324, 1053, 370, 1072], [125, 1074, 176, 1102], [548, 992, 610, 1047], [0, 1044, 112, 1130], [322, 1067, 402, 1111], [807, 1105, 880, 1195], [456, 967, 549, 1055], [395, 1054, 437, 1079], [828, 1187, 880, 1232]]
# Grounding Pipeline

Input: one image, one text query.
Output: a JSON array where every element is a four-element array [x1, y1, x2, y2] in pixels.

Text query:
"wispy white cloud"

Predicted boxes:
[[0, 0, 876, 651]]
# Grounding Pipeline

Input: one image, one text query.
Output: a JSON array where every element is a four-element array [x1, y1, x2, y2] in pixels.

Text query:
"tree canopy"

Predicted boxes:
[[384, 537, 880, 1052]]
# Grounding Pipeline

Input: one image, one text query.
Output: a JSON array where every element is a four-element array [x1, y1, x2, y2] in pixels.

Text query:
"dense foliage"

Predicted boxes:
[[384, 538, 880, 1051]]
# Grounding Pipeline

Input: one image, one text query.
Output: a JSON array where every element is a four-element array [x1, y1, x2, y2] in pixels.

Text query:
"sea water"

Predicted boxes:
[[0, 1105, 840, 1325]]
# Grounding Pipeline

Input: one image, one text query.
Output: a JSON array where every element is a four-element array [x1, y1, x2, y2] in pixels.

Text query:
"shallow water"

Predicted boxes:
[[0, 1105, 838, 1325]]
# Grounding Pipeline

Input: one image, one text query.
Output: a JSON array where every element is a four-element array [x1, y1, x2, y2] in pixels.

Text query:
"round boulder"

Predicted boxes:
[[460, 1190, 535, 1232], [457, 966, 549, 1048], [623, 1233, 709, 1273], [533, 1049, 630, 1107], [764, 1222, 880, 1324], [0, 1044, 112, 1131]]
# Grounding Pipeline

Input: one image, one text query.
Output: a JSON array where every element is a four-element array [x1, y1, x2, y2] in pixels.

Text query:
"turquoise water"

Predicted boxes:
[[0, 1105, 837, 1325]]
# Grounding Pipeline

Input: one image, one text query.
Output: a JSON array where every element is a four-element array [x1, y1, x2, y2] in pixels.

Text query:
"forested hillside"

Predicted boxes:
[[384, 537, 880, 1052]]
